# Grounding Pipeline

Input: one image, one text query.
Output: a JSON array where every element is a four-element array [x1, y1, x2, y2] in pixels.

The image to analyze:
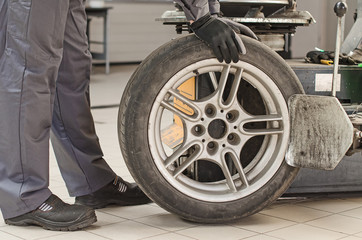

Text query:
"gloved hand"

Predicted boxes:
[[190, 13, 256, 64], [191, 13, 242, 63]]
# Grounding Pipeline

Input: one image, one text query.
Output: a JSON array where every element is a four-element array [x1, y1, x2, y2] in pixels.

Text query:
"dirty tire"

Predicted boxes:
[[118, 34, 304, 223]]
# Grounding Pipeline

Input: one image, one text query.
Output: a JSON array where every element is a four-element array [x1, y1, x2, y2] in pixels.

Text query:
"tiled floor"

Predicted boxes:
[[1, 65, 362, 239]]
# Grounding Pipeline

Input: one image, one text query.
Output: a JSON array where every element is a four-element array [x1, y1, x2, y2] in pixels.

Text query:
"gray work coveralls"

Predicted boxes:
[[0, 0, 116, 219], [0, 0, 217, 219]]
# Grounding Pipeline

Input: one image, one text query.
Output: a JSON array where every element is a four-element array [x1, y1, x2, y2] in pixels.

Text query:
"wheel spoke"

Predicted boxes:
[[226, 149, 250, 187], [220, 152, 237, 192], [161, 89, 201, 122], [217, 65, 231, 107], [239, 114, 284, 136], [209, 72, 218, 90], [224, 68, 244, 108]]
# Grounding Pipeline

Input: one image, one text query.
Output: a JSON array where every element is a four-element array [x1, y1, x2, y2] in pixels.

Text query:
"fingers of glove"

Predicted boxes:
[[233, 33, 246, 55], [213, 45, 224, 63], [226, 38, 240, 63], [219, 42, 232, 64]]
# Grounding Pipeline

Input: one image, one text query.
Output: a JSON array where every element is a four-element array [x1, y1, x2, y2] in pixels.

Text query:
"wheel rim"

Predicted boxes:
[[148, 59, 290, 202]]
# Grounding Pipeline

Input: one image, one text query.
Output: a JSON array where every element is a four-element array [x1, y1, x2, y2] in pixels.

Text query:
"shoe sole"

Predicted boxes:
[[5, 210, 97, 231]]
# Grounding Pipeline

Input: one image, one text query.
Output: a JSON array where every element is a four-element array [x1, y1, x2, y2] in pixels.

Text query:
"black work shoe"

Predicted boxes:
[[5, 195, 96, 231], [75, 176, 152, 209]]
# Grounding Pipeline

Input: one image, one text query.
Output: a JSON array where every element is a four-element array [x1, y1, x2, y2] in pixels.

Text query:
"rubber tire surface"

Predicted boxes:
[[118, 34, 304, 223]]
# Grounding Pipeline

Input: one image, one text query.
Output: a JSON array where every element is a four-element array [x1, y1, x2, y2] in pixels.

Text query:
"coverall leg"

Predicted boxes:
[[0, 0, 114, 219], [50, 0, 116, 197]]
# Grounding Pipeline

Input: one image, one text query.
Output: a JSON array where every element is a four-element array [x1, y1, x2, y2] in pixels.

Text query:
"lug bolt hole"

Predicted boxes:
[[227, 133, 241, 146], [226, 110, 239, 123], [205, 104, 216, 118], [207, 141, 218, 155], [192, 125, 205, 136]]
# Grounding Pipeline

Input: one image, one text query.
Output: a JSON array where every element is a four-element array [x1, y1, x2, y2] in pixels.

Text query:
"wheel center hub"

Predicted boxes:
[[208, 119, 227, 139]]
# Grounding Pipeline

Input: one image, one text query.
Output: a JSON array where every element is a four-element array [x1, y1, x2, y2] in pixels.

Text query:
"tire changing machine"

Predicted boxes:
[[158, 0, 362, 195]]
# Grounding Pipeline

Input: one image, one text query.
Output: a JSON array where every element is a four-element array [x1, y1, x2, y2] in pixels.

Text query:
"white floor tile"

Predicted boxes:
[[36, 231, 109, 240], [86, 220, 166, 240], [339, 236, 362, 240], [141, 232, 196, 240], [0, 225, 63, 240], [93, 210, 127, 226], [176, 225, 257, 240], [341, 206, 362, 220], [232, 213, 296, 233], [297, 198, 362, 213], [98, 204, 167, 220], [243, 235, 283, 240], [260, 204, 331, 223], [0, 231, 24, 240], [267, 224, 347, 240], [306, 214, 362, 235], [134, 212, 197, 231]]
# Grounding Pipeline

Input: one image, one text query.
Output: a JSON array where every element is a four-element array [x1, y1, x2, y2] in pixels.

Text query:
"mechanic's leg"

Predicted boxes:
[[0, 0, 68, 218], [50, 0, 116, 197]]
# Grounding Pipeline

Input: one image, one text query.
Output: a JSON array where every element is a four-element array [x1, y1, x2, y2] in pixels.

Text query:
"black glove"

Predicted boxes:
[[191, 13, 245, 64]]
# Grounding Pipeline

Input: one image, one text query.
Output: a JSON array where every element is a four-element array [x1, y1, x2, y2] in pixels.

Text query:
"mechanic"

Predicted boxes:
[[0, 0, 255, 231]]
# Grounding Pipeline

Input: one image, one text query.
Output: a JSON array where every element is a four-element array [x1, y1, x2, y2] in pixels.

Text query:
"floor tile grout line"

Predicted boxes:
[[33, 232, 78, 240], [130, 217, 261, 240], [302, 212, 362, 236], [86, 231, 114, 240], [138, 231, 198, 240], [0, 228, 27, 240], [356, 229, 362, 235], [258, 210, 335, 224], [295, 199, 362, 215], [94, 209, 130, 220], [172, 231, 200, 240], [336, 234, 362, 240], [339, 211, 362, 221], [240, 232, 284, 240], [254, 211, 359, 236], [130, 217, 199, 234], [229, 220, 300, 236]]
